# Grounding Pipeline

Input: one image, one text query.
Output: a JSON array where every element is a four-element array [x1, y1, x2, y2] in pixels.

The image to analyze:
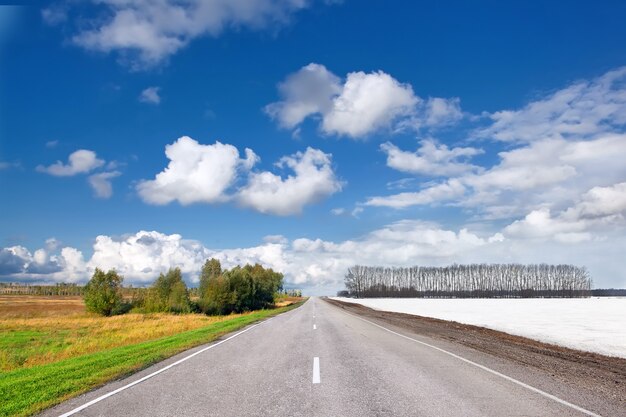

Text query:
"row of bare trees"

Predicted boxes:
[[343, 264, 592, 298]]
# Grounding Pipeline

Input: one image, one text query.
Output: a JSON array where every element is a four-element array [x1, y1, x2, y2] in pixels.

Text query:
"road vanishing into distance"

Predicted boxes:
[[43, 298, 615, 417]]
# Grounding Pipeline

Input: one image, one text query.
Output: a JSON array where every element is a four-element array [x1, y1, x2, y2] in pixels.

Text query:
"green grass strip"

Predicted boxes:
[[0, 302, 303, 417]]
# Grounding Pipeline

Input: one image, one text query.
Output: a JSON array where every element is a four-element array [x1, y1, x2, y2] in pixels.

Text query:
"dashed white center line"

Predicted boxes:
[[313, 357, 320, 384], [313, 324, 317, 330]]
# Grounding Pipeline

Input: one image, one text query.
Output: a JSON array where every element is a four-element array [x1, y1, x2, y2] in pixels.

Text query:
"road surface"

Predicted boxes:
[[41, 297, 617, 417]]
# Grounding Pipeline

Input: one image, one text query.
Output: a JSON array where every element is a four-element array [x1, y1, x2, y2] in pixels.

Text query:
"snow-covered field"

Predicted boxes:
[[332, 297, 626, 358]]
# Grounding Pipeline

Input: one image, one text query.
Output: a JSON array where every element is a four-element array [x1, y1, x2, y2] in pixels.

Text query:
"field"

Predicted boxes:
[[0, 295, 304, 417], [333, 297, 626, 358], [0, 296, 85, 319]]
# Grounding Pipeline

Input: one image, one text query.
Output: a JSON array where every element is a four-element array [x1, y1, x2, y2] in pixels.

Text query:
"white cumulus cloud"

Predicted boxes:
[[266, 63, 463, 138], [320, 70, 418, 137], [238, 147, 342, 215], [369, 133, 626, 219], [369, 68, 626, 218], [504, 182, 626, 243], [138, 136, 340, 214], [37, 149, 104, 176], [88, 231, 212, 284], [3, 220, 626, 292], [265, 63, 342, 129], [137, 136, 258, 205]]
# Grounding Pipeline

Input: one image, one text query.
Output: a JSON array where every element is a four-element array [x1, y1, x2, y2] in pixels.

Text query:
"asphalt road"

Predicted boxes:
[[42, 297, 612, 417]]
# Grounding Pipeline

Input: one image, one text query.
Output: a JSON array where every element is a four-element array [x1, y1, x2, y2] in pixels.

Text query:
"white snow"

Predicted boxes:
[[332, 297, 626, 358]]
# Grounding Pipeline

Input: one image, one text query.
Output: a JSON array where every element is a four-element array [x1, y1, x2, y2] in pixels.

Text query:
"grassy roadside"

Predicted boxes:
[[1, 310, 263, 371], [0, 301, 304, 417]]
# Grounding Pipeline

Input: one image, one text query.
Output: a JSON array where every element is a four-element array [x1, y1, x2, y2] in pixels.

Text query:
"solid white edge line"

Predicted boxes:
[[58, 317, 275, 417], [313, 357, 320, 384], [339, 308, 602, 417]]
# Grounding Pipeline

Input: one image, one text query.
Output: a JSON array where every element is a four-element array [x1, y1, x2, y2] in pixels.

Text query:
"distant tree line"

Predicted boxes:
[[590, 288, 626, 297], [280, 289, 303, 297], [0, 282, 147, 297], [0, 283, 84, 296], [82, 259, 285, 316], [342, 264, 593, 298]]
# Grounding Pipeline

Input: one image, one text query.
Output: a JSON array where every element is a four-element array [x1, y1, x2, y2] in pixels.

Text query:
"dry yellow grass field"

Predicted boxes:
[[275, 295, 303, 307], [0, 295, 300, 372], [0, 295, 85, 318]]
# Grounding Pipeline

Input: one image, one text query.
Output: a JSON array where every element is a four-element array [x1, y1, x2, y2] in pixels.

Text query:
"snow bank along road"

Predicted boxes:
[[332, 297, 626, 358], [41, 298, 624, 417]]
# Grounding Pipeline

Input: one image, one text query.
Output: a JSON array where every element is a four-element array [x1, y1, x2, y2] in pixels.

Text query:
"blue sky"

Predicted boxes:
[[1, 0, 626, 294]]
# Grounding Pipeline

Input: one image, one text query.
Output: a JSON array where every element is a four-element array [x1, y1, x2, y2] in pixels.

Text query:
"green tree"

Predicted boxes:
[[226, 266, 255, 312], [83, 268, 124, 316], [201, 275, 236, 315], [244, 264, 283, 310], [144, 268, 191, 313], [199, 258, 222, 298], [200, 263, 284, 315]]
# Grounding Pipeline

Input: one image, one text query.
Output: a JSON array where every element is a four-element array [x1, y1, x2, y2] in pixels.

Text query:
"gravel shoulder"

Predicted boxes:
[[325, 297, 626, 410]]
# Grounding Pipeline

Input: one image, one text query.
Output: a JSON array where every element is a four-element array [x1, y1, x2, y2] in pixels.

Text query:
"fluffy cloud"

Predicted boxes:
[[138, 136, 340, 214], [264, 63, 342, 129], [381, 139, 482, 177], [504, 182, 626, 242], [0, 224, 495, 289], [36, 149, 104, 176], [321, 70, 418, 137], [63, 0, 314, 69], [475, 67, 626, 143], [137, 136, 258, 205], [37, 149, 123, 198], [88, 231, 212, 284], [139, 86, 161, 104], [371, 133, 626, 220], [0, 247, 30, 275], [367, 65, 626, 221], [572, 182, 626, 219], [0, 245, 83, 281], [237, 147, 342, 215], [423, 97, 463, 127], [88, 171, 122, 198], [5, 219, 624, 291], [266, 63, 463, 138], [0, 231, 284, 286], [461, 134, 626, 217], [464, 140, 577, 191]]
